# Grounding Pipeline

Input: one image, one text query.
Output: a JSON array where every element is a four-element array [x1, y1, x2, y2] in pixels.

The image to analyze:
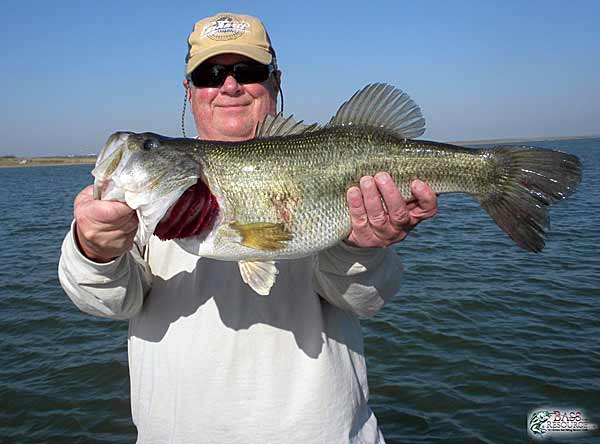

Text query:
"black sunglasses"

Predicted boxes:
[[190, 61, 274, 88]]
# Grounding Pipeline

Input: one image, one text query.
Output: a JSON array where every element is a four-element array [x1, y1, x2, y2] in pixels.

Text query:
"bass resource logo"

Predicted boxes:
[[201, 16, 250, 41], [528, 408, 597, 439]]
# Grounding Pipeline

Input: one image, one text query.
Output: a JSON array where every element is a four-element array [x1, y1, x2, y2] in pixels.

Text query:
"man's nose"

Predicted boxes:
[[221, 74, 243, 95]]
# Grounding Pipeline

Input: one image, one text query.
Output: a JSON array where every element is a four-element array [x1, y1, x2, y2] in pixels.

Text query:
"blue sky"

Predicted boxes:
[[1, 0, 598, 156]]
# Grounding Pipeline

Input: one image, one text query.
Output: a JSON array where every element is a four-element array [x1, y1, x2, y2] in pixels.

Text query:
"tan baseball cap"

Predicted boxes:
[[185, 13, 274, 77]]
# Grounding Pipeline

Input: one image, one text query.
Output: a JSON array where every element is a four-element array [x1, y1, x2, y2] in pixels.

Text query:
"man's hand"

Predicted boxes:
[[73, 185, 138, 263], [345, 173, 437, 248]]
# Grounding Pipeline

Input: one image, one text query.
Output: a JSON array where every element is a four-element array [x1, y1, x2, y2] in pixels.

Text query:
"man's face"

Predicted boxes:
[[185, 54, 278, 142]]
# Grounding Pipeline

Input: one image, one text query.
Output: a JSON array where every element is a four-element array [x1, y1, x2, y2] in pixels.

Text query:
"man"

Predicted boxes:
[[59, 12, 437, 444]]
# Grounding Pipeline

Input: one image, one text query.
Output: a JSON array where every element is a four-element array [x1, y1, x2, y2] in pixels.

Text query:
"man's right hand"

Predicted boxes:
[[74, 185, 138, 263]]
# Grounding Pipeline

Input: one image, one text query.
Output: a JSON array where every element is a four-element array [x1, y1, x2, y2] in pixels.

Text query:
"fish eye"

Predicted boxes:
[[143, 138, 160, 150]]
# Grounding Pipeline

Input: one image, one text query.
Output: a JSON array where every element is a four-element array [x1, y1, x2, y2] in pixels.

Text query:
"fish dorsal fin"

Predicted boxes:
[[255, 113, 320, 138], [327, 83, 426, 139]]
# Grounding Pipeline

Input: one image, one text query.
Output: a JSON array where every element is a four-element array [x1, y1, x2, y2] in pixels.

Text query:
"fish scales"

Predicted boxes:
[[192, 127, 494, 260], [91, 83, 581, 295]]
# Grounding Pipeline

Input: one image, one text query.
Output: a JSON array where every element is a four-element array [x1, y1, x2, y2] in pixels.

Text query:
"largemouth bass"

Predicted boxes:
[[92, 83, 582, 295]]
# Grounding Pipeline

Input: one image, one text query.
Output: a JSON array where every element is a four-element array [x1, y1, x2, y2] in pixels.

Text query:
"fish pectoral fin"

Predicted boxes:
[[238, 260, 279, 296], [230, 222, 293, 251]]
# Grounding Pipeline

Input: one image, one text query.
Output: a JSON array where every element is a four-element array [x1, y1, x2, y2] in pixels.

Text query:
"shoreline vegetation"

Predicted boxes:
[[1, 134, 598, 168], [0, 155, 97, 168]]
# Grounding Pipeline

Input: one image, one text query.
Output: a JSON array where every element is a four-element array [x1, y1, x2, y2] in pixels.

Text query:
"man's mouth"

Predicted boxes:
[[216, 102, 252, 108]]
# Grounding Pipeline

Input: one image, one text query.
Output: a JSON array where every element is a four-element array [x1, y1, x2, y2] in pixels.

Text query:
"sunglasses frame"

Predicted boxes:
[[189, 62, 275, 88]]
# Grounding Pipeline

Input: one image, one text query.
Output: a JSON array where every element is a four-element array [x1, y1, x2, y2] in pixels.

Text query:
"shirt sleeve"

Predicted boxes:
[[58, 222, 152, 320], [313, 242, 403, 318]]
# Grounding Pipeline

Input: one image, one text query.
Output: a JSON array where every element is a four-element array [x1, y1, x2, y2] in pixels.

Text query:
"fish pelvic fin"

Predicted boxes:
[[230, 222, 293, 251], [327, 83, 426, 139], [238, 260, 279, 296], [476, 146, 582, 252]]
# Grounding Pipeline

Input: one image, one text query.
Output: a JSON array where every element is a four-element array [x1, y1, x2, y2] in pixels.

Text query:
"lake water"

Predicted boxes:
[[1, 138, 598, 443]]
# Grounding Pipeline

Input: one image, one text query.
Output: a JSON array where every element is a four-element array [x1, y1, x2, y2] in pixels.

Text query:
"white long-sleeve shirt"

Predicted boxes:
[[59, 225, 403, 444]]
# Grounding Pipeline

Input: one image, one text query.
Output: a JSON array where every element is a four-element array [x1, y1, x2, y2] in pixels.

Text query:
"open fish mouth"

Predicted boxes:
[[92, 132, 161, 201], [92, 132, 132, 200], [154, 180, 219, 241]]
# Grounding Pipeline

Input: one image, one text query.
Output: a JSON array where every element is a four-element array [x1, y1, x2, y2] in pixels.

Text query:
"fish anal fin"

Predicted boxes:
[[230, 222, 293, 250], [238, 260, 278, 296]]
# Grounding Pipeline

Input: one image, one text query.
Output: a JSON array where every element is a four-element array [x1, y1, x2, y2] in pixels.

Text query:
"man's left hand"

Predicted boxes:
[[345, 173, 437, 248]]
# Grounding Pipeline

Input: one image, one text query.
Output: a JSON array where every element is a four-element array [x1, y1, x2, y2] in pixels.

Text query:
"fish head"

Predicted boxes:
[[92, 131, 201, 245], [93, 132, 200, 201]]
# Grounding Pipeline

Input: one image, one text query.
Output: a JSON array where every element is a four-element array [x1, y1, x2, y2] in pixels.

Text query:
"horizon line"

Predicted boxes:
[[448, 134, 600, 145]]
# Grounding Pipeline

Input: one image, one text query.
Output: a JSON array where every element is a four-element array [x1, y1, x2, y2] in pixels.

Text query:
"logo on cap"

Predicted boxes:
[[201, 15, 250, 41]]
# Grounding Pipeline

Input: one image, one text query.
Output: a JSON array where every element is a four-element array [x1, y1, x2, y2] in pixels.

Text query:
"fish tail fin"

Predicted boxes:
[[474, 146, 581, 252]]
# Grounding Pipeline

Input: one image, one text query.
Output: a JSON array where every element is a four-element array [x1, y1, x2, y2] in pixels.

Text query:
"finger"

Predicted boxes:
[[81, 184, 94, 196], [122, 212, 139, 234], [74, 184, 94, 209], [346, 186, 369, 227], [92, 200, 136, 224], [405, 201, 418, 212], [410, 180, 437, 220], [374, 172, 410, 229], [360, 176, 388, 229], [346, 186, 373, 242]]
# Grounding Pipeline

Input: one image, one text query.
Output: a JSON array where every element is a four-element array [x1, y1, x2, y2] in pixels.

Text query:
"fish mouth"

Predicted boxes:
[[154, 179, 219, 240], [92, 132, 133, 199]]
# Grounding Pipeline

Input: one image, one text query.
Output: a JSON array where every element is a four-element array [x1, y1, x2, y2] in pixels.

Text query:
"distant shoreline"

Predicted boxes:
[[1, 134, 598, 168], [0, 156, 96, 168], [449, 134, 600, 145]]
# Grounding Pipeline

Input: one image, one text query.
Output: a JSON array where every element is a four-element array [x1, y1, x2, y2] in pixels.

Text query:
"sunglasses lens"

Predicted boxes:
[[191, 64, 227, 87], [191, 62, 271, 87], [232, 63, 271, 84]]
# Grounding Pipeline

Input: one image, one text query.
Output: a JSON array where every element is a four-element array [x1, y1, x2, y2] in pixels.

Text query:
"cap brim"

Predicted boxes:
[[185, 43, 272, 76]]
